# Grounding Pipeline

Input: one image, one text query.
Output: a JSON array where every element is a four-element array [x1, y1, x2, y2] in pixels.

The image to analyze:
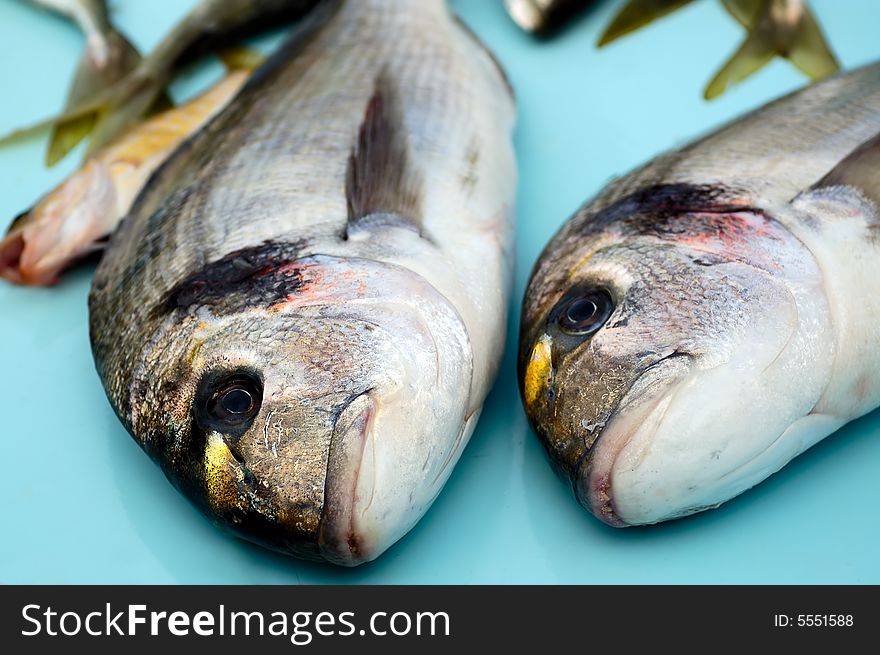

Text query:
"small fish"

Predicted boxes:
[[504, 0, 596, 37], [598, 0, 839, 99], [89, 0, 516, 564], [0, 66, 251, 286], [520, 64, 880, 526], [22, 0, 143, 165], [23, 0, 322, 164]]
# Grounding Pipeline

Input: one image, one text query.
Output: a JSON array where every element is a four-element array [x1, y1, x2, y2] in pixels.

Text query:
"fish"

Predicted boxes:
[[519, 63, 880, 527], [504, 0, 596, 37], [88, 0, 516, 565], [0, 65, 252, 286], [22, 0, 322, 164], [597, 0, 839, 100], [22, 0, 143, 166]]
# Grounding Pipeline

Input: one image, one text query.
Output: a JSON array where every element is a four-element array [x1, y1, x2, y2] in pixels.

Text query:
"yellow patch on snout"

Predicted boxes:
[[204, 433, 245, 513], [524, 334, 553, 410]]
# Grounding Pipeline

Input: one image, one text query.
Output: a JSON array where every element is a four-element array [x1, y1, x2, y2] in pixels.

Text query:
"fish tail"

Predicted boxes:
[[720, 0, 764, 29], [707, 0, 839, 100], [785, 2, 839, 81], [216, 46, 266, 72], [79, 46, 264, 159], [81, 73, 170, 159], [597, 0, 697, 47], [46, 29, 142, 166], [46, 28, 167, 166], [703, 23, 775, 99]]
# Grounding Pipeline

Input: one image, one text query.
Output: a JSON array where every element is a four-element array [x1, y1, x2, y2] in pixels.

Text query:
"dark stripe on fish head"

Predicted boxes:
[[156, 240, 309, 317]]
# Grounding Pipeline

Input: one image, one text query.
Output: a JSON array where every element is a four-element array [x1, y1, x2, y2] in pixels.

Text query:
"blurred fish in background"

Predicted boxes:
[[4, 0, 322, 163], [20, 0, 145, 166], [0, 59, 254, 286], [506, 0, 840, 99]]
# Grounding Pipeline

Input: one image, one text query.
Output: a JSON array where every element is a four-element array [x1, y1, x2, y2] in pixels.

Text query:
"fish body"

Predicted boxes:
[[0, 68, 250, 286], [89, 0, 515, 564], [520, 64, 880, 526]]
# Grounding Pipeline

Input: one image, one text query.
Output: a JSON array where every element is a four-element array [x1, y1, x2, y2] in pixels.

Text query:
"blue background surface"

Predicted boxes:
[[1, 0, 878, 584]]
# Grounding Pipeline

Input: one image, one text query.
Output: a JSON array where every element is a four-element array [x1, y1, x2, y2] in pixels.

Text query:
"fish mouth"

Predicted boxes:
[[318, 391, 379, 566], [190, 391, 382, 566], [0, 231, 27, 284], [574, 356, 691, 527]]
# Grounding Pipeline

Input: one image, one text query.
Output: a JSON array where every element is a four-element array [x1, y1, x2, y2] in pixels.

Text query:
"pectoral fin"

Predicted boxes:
[[813, 132, 880, 208], [344, 72, 423, 239]]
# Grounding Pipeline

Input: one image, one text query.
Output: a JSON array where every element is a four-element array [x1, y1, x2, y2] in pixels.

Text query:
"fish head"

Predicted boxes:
[[124, 253, 473, 565], [520, 185, 834, 526]]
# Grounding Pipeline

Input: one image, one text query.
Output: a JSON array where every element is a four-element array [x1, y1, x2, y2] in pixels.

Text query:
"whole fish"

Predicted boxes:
[[520, 64, 880, 527], [89, 0, 515, 564], [22, 0, 142, 165], [37, 0, 322, 164], [598, 0, 839, 100], [0, 65, 251, 286]]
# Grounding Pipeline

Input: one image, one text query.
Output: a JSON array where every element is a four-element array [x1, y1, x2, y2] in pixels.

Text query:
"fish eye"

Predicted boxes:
[[555, 289, 614, 335], [197, 372, 263, 432]]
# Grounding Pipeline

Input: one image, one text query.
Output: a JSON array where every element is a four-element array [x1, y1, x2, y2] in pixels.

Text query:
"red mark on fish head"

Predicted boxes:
[[663, 210, 786, 272]]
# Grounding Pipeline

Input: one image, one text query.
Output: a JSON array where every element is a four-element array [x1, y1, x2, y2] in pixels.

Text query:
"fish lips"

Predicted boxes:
[[193, 390, 385, 566], [526, 342, 694, 527], [177, 425, 334, 562], [318, 391, 378, 566], [576, 353, 695, 527]]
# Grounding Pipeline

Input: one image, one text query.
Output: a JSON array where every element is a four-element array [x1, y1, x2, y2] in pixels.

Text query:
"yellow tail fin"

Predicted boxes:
[[598, 0, 697, 47]]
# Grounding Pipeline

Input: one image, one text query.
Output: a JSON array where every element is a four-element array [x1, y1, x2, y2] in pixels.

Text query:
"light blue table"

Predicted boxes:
[[1, 0, 878, 584]]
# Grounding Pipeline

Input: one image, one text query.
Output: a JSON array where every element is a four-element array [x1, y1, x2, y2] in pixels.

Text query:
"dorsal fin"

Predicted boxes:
[[345, 71, 423, 238], [813, 132, 880, 207]]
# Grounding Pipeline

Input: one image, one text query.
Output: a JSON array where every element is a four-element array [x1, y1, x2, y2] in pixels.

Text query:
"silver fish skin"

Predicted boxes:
[[520, 63, 880, 527], [90, 0, 516, 565]]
